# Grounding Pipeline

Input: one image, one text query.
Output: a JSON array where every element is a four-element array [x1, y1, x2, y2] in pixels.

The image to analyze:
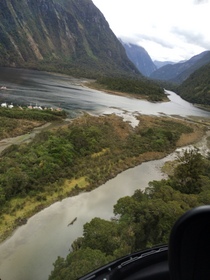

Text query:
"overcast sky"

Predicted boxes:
[[92, 0, 210, 62]]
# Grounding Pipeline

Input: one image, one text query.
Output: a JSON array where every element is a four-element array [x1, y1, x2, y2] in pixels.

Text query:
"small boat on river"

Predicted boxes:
[[67, 217, 77, 226]]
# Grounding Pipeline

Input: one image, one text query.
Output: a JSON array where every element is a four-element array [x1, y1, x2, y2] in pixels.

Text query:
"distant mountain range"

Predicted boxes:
[[153, 61, 176, 69], [119, 40, 210, 85], [150, 51, 210, 84], [0, 0, 139, 78], [120, 41, 157, 76], [119, 40, 210, 105]]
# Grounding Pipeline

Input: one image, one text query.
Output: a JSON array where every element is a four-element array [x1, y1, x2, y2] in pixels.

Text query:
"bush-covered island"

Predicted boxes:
[[0, 108, 206, 243]]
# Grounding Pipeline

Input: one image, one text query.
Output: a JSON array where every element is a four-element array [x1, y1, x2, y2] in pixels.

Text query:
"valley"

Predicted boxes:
[[0, 69, 210, 280], [0, 0, 210, 279]]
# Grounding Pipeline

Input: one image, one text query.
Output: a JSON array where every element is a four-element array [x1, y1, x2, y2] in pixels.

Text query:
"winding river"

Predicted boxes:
[[0, 68, 210, 280]]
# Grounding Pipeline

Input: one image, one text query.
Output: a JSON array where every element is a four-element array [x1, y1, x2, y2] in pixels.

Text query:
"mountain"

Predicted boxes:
[[174, 51, 210, 84], [150, 51, 210, 84], [153, 60, 176, 69], [120, 41, 157, 77], [177, 62, 210, 105], [0, 0, 139, 78]]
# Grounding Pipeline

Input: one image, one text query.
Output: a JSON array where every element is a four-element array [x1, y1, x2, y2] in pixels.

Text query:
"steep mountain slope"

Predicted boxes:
[[150, 51, 210, 84], [177, 62, 210, 105], [121, 41, 157, 76], [0, 0, 139, 78], [174, 51, 210, 84]]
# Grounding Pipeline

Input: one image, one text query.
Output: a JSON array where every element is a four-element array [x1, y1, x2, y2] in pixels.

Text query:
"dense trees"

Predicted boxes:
[[48, 248, 112, 280], [171, 149, 206, 194], [94, 76, 166, 101], [177, 63, 210, 105], [49, 149, 210, 280]]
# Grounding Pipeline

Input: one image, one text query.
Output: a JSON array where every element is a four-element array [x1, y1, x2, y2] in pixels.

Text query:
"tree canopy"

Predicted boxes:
[[95, 76, 166, 101], [49, 149, 210, 280]]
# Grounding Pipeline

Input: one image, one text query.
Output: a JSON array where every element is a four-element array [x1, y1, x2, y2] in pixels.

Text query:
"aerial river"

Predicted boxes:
[[0, 68, 210, 280]]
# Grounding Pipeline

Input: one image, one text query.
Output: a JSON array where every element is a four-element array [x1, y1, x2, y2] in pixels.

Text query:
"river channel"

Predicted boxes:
[[0, 67, 210, 119], [0, 68, 210, 280]]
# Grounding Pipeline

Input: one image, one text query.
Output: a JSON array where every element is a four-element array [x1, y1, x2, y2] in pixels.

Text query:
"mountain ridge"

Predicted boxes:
[[150, 51, 210, 83]]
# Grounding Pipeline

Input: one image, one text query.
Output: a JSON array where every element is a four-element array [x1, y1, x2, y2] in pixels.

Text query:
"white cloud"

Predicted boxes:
[[92, 0, 210, 61], [194, 0, 209, 4]]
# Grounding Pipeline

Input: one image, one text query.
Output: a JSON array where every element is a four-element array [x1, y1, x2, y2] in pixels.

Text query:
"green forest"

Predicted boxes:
[[49, 149, 210, 280], [177, 63, 210, 105], [0, 112, 201, 241], [93, 76, 166, 101]]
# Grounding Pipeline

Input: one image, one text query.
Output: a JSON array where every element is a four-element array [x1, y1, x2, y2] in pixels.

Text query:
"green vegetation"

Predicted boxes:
[[0, 107, 66, 139], [49, 149, 210, 279], [93, 76, 166, 101], [177, 63, 210, 105], [0, 113, 200, 241], [0, 107, 66, 121]]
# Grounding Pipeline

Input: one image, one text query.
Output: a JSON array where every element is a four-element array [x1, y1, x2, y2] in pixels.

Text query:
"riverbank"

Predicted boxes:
[[0, 112, 207, 243]]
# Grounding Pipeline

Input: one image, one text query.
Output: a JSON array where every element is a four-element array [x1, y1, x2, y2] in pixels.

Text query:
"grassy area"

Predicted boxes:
[[0, 107, 67, 140], [0, 176, 88, 242]]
